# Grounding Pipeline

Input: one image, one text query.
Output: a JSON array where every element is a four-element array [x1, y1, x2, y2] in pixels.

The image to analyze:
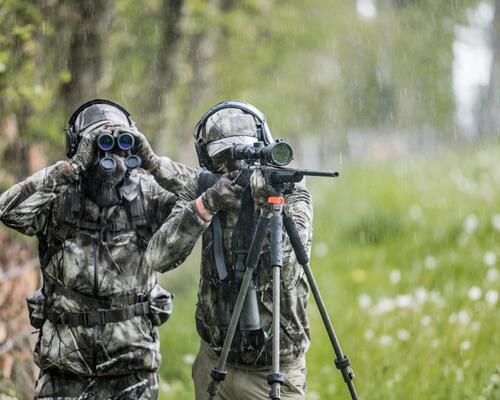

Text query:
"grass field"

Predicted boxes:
[[157, 146, 500, 400]]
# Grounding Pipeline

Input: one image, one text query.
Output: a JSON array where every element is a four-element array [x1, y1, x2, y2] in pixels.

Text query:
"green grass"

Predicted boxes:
[[157, 145, 500, 400]]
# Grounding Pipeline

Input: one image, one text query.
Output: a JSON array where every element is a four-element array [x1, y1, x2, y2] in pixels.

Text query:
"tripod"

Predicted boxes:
[[206, 181, 358, 400]]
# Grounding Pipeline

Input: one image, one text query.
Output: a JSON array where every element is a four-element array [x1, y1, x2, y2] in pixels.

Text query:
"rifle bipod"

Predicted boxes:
[[206, 196, 358, 400]]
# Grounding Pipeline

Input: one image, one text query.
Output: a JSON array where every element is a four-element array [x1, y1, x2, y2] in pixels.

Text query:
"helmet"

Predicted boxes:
[[66, 99, 133, 158], [194, 100, 274, 171]]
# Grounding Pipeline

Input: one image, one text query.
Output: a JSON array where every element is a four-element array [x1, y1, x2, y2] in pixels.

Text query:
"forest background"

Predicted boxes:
[[0, 0, 499, 399]]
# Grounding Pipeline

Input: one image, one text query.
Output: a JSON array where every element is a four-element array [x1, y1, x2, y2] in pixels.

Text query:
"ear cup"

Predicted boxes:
[[66, 127, 79, 158], [194, 138, 212, 170]]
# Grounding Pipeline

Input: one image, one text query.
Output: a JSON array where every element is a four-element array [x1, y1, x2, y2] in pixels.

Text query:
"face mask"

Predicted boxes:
[[84, 154, 128, 207]]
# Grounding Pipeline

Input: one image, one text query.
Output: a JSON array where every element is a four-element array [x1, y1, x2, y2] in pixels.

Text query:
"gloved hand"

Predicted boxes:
[[250, 169, 273, 206], [201, 171, 244, 215], [69, 129, 100, 177], [113, 126, 159, 171]]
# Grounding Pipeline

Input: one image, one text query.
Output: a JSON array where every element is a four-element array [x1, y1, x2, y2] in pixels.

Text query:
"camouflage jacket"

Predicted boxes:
[[147, 170, 313, 366], [0, 157, 192, 377]]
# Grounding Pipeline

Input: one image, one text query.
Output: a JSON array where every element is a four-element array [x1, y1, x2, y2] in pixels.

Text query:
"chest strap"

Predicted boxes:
[[44, 275, 149, 309], [45, 301, 150, 327]]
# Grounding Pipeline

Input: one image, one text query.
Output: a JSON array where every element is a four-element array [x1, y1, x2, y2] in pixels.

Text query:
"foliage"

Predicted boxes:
[[157, 144, 500, 399]]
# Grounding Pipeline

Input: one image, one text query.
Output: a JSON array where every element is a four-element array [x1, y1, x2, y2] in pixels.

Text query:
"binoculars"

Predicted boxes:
[[97, 131, 142, 171]]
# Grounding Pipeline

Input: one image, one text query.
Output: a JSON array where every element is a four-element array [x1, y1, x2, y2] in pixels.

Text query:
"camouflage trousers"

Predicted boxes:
[[192, 341, 307, 400], [34, 370, 159, 400]]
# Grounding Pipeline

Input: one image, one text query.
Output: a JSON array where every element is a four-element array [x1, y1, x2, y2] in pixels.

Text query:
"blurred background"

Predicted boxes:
[[0, 0, 499, 399]]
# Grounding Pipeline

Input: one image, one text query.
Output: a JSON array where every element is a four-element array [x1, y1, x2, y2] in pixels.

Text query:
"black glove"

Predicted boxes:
[[201, 171, 244, 215]]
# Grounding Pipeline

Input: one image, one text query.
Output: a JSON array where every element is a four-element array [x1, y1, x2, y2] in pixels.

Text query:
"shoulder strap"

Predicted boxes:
[[196, 170, 229, 282], [124, 179, 155, 247]]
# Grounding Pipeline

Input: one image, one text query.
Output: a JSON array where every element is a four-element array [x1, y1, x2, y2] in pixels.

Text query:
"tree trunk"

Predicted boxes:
[[147, 0, 184, 150], [60, 0, 113, 115], [485, 0, 500, 136]]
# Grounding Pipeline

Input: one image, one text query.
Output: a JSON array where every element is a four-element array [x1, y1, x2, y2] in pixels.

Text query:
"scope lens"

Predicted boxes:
[[270, 142, 294, 166], [125, 155, 141, 169], [117, 132, 135, 151], [97, 133, 114, 151]]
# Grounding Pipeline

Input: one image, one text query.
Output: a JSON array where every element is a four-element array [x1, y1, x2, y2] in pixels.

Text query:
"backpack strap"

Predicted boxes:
[[196, 170, 229, 282]]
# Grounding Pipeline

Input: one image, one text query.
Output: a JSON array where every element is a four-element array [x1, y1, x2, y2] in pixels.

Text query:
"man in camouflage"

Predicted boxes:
[[0, 100, 192, 399], [146, 101, 313, 400]]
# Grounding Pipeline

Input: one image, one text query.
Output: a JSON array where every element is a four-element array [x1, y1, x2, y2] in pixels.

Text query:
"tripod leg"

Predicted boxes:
[[268, 202, 285, 400], [283, 212, 359, 400], [207, 208, 272, 400]]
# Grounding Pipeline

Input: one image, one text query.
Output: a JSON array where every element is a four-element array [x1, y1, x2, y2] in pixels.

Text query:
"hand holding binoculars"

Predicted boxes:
[[96, 129, 142, 171]]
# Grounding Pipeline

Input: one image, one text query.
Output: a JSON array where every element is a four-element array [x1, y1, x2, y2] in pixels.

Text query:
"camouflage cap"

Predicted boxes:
[[202, 109, 258, 157], [74, 104, 131, 134]]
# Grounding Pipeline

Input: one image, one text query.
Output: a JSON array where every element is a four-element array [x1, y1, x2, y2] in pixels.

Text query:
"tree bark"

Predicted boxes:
[[147, 0, 184, 150], [60, 0, 113, 115], [485, 0, 500, 135]]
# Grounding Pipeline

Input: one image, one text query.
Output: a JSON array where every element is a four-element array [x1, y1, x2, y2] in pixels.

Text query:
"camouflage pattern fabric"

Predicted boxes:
[[0, 156, 192, 394], [202, 109, 258, 144], [146, 170, 313, 367], [35, 370, 158, 399]]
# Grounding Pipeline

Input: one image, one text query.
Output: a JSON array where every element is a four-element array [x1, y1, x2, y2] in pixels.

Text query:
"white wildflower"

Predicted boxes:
[[468, 286, 482, 301], [471, 321, 481, 331], [358, 293, 372, 310], [374, 297, 395, 315], [415, 287, 429, 304], [379, 335, 393, 346], [483, 251, 497, 267], [314, 242, 329, 258], [463, 214, 478, 234], [491, 214, 500, 231], [457, 310, 471, 326], [485, 289, 498, 306], [486, 268, 499, 282], [390, 269, 401, 285], [364, 329, 374, 341], [182, 354, 196, 365], [308, 392, 320, 400], [397, 329, 410, 341], [460, 340, 471, 352], [421, 315, 432, 327], [455, 368, 464, 383], [395, 294, 413, 308]]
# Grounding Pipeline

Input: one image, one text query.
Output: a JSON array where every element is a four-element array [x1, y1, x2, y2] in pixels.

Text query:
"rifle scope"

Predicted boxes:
[[230, 140, 294, 167]]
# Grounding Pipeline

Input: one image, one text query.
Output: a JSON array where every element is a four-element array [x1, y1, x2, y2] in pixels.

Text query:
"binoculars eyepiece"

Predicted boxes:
[[97, 131, 141, 171]]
